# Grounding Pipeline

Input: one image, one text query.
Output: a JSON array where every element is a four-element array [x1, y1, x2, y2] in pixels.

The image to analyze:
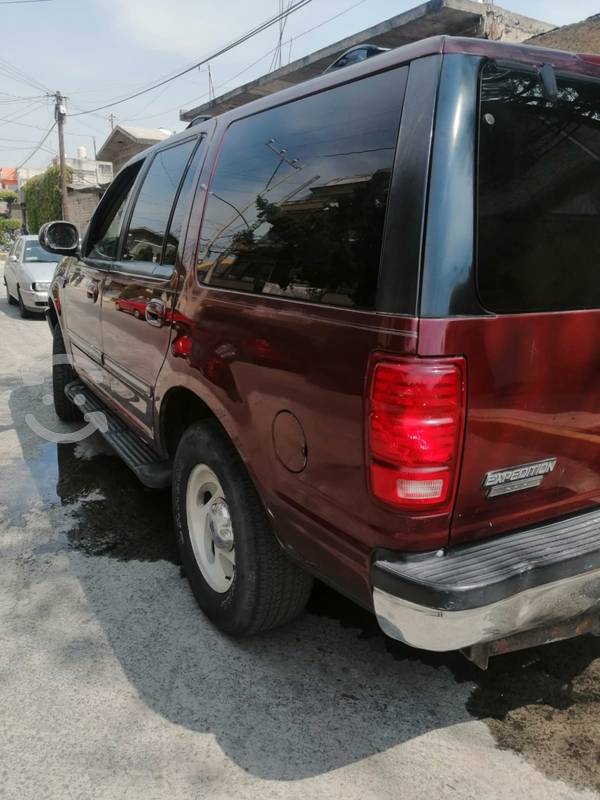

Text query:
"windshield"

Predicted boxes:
[[477, 62, 600, 313], [24, 241, 62, 263]]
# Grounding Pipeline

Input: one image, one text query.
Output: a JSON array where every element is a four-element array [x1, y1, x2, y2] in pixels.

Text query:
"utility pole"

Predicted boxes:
[[54, 91, 68, 221], [108, 113, 116, 130]]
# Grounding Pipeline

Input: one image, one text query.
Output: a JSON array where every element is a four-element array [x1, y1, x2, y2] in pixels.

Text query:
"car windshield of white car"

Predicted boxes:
[[24, 243, 62, 263]]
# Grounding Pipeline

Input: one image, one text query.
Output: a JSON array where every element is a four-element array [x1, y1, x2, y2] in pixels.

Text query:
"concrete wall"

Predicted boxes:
[[111, 141, 149, 174], [65, 190, 102, 234], [65, 157, 113, 189], [527, 14, 600, 54]]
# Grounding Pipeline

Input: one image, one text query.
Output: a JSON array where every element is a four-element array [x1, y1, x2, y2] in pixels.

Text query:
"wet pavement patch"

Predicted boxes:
[[54, 443, 179, 563], [466, 636, 600, 793], [307, 581, 600, 793], [2, 435, 178, 564]]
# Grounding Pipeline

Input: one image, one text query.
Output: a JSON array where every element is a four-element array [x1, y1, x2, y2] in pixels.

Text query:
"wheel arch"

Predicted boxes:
[[46, 298, 59, 330], [159, 385, 231, 461]]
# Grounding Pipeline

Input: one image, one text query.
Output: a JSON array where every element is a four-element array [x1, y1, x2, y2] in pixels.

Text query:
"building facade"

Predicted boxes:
[[97, 126, 172, 174]]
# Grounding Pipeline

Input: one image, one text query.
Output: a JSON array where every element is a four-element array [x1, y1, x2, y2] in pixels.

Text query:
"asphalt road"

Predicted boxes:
[[0, 260, 598, 800]]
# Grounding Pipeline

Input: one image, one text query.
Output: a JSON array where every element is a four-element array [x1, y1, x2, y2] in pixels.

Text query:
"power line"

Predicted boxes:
[[0, 0, 52, 4], [0, 55, 50, 93], [123, 0, 367, 124], [68, 0, 312, 117], [16, 121, 56, 169]]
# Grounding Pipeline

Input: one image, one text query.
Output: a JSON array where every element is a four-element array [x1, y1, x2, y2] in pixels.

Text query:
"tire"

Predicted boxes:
[[4, 279, 16, 305], [17, 287, 29, 318], [52, 324, 81, 422], [173, 421, 313, 636]]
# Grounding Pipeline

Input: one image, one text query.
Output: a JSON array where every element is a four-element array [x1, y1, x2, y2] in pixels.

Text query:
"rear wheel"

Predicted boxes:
[[52, 324, 81, 422], [4, 279, 16, 305], [172, 421, 313, 636]]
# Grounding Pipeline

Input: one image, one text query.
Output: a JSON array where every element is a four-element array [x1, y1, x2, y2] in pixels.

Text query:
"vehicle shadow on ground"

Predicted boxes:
[[6, 381, 600, 787], [0, 299, 46, 322]]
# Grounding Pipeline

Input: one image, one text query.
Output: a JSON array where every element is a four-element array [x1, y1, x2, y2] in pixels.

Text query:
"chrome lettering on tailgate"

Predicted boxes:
[[483, 458, 557, 498]]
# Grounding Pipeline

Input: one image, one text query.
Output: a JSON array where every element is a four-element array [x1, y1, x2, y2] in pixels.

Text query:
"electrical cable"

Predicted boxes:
[[68, 0, 312, 117], [121, 0, 367, 124], [16, 121, 56, 169]]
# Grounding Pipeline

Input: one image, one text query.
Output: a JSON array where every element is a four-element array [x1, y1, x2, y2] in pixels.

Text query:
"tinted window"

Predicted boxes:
[[197, 69, 404, 309], [478, 63, 600, 313], [87, 162, 141, 261], [124, 138, 196, 265], [163, 137, 205, 266]]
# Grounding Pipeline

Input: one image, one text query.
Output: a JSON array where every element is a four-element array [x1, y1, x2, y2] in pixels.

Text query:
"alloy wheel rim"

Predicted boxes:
[[186, 464, 235, 593]]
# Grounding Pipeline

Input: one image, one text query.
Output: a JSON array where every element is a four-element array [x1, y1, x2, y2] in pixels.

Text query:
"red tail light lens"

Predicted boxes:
[[367, 358, 465, 510]]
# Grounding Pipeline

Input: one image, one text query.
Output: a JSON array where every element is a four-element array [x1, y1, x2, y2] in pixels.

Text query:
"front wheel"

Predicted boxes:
[[172, 421, 313, 636]]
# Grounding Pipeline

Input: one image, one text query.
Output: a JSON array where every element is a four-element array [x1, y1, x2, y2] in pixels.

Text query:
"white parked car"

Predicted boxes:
[[3, 234, 62, 317]]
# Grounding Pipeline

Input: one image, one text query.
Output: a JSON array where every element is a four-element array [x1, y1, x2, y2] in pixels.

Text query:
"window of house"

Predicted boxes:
[[478, 63, 600, 313], [196, 68, 405, 309], [123, 138, 197, 268]]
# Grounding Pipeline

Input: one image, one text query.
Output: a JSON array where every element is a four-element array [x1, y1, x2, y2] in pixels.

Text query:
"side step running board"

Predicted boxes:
[[65, 380, 172, 489]]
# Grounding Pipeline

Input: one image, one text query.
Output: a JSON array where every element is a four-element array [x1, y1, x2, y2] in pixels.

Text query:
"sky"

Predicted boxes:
[[0, 0, 598, 170]]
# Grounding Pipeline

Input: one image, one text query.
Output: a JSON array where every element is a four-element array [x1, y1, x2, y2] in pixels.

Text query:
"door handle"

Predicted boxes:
[[145, 298, 166, 327], [86, 282, 99, 302]]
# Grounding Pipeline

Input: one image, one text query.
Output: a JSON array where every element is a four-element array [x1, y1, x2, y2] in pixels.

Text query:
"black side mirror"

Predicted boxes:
[[39, 220, 80, 256]]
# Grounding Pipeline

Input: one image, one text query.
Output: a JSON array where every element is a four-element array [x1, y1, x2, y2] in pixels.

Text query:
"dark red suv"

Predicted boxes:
[[41, 36, 600, 667]]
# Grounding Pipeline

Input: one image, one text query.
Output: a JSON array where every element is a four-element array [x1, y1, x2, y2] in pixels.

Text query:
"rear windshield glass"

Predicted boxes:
[[24, 242, 62, 263], [477, 62, 600, 313]]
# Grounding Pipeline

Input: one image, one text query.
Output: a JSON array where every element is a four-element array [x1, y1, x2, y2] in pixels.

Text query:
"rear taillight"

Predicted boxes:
[[367, 358, 465, 510]]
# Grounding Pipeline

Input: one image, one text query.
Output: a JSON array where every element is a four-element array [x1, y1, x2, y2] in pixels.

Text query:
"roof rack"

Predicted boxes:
[[323, 44, 390, 74], [186, 115, 213, 129]]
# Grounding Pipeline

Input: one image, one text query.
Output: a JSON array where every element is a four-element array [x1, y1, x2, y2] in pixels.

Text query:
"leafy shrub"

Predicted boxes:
[[0, 217, 21, 247], [23, 165, 71, 234]]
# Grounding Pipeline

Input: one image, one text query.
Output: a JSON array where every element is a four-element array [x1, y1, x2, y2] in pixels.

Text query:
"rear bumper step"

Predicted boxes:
[[372, 508, 600, 652], [65, 380, 171, 489]]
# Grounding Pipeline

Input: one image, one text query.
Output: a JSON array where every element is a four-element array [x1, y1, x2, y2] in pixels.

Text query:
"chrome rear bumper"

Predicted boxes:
[[371, 507, 600, 652], [374, 567, 600, 651]]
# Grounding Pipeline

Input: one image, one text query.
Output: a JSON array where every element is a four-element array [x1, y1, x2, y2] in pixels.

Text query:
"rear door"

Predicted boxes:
[[100, 134, 205, 437], [421, 56, 600, 545]]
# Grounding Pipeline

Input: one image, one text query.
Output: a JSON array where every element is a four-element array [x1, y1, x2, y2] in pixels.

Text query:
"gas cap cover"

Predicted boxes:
[[272, 411, 307, 473]]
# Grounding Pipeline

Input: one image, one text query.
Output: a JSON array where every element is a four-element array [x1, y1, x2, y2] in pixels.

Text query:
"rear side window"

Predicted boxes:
[[197, 68, 405, 309], [163, 136, 205, 266], [478, 63, 600, 313]]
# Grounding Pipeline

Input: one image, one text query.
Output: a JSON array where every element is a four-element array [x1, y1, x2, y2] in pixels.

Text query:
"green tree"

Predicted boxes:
[[23, 165, 70, 234], [0, 189, 18, 218], [0, 218, 20, 247]]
